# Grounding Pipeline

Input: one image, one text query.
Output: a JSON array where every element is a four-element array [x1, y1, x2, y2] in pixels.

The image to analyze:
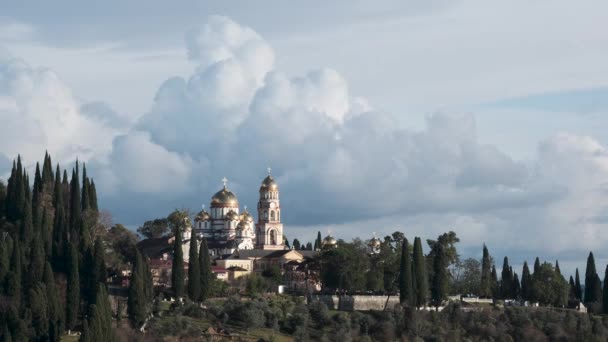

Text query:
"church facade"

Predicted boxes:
[[193, 172, 285, 255]]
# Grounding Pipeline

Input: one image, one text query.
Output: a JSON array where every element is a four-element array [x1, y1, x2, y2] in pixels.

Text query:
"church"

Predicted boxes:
[[193, 170, 286, 255]]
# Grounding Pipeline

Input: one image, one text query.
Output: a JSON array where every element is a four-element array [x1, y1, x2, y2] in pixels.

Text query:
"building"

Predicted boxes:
[[139, 170, 319, 289], [193, 171, 286, 255]]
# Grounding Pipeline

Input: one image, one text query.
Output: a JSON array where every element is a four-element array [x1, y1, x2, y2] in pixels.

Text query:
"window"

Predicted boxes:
[[270, 230, 277, 245], [270, 210, 275, 221]]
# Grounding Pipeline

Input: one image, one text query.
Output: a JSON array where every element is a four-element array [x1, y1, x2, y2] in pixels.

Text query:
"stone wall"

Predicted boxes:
[[311, 295, 401, 311]]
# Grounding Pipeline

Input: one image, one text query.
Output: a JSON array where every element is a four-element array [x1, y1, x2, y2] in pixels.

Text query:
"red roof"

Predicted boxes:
[[211, 266, 227, 274]]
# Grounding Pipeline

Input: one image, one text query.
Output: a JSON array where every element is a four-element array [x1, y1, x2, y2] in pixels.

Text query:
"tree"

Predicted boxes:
[[430, 243, 448, 308], [187, 236, 201, 301], [521, 262, 531, 301], [585, 252, 600, 304], [501, 257, 513, 299], [451, 258, 481, 295], [199, 237, 213, 301], [43, 262, 63, 342], [413, 237, 428, 308], [292, 239, 301, 250], [316, 231, 322, 251], [137, 218, 170, 239], [491, 266, 498, 299], [104, 224, 139, 271], [511, 273, 521, 299], [603, 265, 608, 314], [171, 221, 185, 300], [284, 236, 290, 249], [85, 285, 114, 341], [29, 282, 50, 339], [479, 244, 492, 298], [531, 262, 568, 307], [319, 239, 369, 292], [128, 249, 149, 329], [305, 242, 313, 250], [574, 268, 582, 301], [66, 242, 80, 331], [399, 238, 413, 305]]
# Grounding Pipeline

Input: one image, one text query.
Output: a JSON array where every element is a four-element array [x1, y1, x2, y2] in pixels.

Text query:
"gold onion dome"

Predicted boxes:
[[260, 175, 279, 191], [369, 237, 381, 248], [211, 187, 238, 206], [240, 210, 253, 222], [225, 210, 239, 220], [195, 209, 210, 222], [322, 235, 337, 246]]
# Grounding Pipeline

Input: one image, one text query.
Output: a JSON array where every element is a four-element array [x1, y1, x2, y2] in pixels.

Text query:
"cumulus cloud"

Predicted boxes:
[[2, 14, 607, 272], [0, 53, 123, 170]]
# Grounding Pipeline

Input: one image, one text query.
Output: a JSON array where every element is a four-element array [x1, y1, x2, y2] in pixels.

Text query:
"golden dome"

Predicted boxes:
[[240, 210, 253, 222], [260, 175, 279, 191], [369, 237, 381, 248], [211, 187, 238, 207], [195, 209, 210, 222], [322, 235, 337, 247], [225, 210, 239, 221]]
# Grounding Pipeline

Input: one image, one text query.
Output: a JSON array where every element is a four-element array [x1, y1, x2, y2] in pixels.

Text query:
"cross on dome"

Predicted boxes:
[[222, 177, 228, 188], [267, 167, 271, 175]]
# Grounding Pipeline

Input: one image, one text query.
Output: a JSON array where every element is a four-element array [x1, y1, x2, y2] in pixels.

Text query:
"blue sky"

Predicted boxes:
[[1, 0, 607, 276]]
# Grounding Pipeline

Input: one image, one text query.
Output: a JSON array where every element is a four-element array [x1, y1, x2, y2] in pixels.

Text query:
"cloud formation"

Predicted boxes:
[[1, 15, 607, 275]]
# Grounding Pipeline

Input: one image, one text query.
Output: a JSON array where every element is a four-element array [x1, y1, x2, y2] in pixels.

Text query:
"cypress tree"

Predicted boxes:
[[52, 171, 68, 270], [44, 262, 63, 342], [89, 180, 98, 212], [199, 237, 213, 301], [29, 282, 50, 339], [0, 236, 10, 287], [501, 256, 512, 299], [171, 225, 185, 300], [7, 240, 22, 308], [33, 162, 43, 231], [533, 257, 540, 275], [491, 265, 498, 299], [399, 238, 413, 305], [480, 244, 492, 298], [555, 260, 561, 276], [575, 268, 582, 301], [511, 272, 521, 299], [430, 243, 448, 308], [316, 231, 322, 251], [128, 249, 148, 329], [42, 207, 53, 258], [69, 168, 82, 245], [585, 252, 599, 303], [413, 237, 427, 308], [86, 285, 113, 342], [292, 239, 301, 250], [66, 242, 80, 331], [569, 275, 577, 301], [20, 187, 34, 246], [603, 265, 608, 314], [521, 262, 531, 301], [187, 236, 201, 301], [27, 235, 46, 287], [81, 163, 90, 212], [80, 320, 90, 342]]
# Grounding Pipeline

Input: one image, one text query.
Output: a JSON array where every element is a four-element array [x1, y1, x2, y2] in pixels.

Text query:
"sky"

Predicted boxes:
[[1, 0, 608, 277]]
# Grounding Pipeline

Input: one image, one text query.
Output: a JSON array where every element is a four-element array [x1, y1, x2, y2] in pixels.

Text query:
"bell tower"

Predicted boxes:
[[255, 168, 285, 250]]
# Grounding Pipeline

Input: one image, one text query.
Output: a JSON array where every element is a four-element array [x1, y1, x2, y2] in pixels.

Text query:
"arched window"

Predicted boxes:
[[270, 210, 275, 221], [270, 230, 277, 245], [264, 210, 268, 219]]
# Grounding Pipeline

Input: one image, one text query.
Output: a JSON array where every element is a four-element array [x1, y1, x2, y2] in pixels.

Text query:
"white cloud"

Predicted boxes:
[[0, 54, 123, 168]]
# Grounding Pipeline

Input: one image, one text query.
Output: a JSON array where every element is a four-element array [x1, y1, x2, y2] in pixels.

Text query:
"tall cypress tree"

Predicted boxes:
[[187, 236, 201, 301], [29, 282, 50, 339], [575, 268, 582, 301], [7, 239, 22, 309], [533, 257, 540, 275], [66, 242, 80, 331], [199, 237, 213, 301], [555, 260, 561, 276], [399, 238, 413, 305], [85, 285, 113, 342], [500, 257, 513, 299], [20, 187, 33, 246], [521, 262, 531, 301], [480, 244, 492, 298], [603, 265, 608, 314], [413, 237, 427, 308], [569, 276, 577, 301], [316, 231, 322, 251], [89, 180, 98, 212], [69, 169, 83, 246], [430, 243, 448, 308], [511, 273, 521, 299], [52, 170, 68, 270], [43, 261, 63, 342], [81, 164, 90, 212], [128, 249, 148, 329], [585, 252, 599, 304], [491, 265, 498, 299], [171, 225, 185, 300]]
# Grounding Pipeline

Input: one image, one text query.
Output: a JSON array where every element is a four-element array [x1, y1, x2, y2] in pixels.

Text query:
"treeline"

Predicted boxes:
[[318, 231, 608, 314], [0, 153, 112, 341]]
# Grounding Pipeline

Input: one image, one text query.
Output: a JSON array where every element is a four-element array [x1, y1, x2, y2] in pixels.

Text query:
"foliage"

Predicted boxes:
[[187, 235, 200, 301], [399, 238, 414, 305], [136, 218, 170, 239], [452, 257, 481, 295], [170, 210, 186, 299], [531, 262, 568, 307]]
